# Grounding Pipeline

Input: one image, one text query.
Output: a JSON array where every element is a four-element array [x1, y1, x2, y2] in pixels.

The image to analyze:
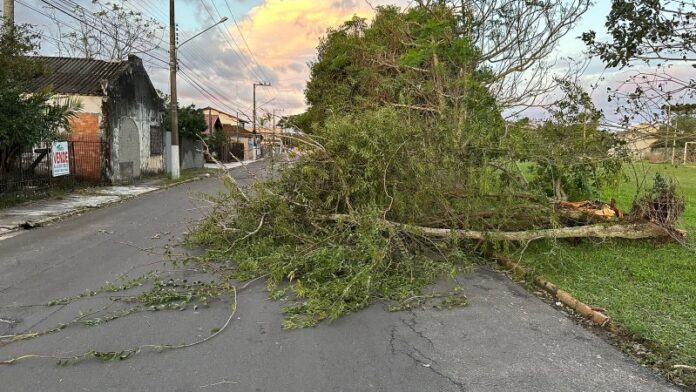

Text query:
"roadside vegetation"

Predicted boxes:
[[515, 163, 696, 387]]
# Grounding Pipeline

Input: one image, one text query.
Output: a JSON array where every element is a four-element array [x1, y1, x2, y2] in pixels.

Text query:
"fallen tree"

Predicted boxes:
[[329, 214, 680, 242], [190, 3, 686, 328]]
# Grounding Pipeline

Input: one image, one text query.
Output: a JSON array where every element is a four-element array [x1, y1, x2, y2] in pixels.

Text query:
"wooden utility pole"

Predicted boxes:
[[169, 0, 180, 178], [252, 82, 270, 160], [3, 0, 14, 32], [667, 104, 676, 165]]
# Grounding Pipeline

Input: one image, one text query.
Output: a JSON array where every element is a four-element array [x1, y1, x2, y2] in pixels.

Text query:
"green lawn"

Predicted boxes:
[[516, 162, 696, 386]]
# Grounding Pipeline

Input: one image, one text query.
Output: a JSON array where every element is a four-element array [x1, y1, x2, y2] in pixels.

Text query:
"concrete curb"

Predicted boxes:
[[493, 253, 696, 389], [493, 254, 610, 326]]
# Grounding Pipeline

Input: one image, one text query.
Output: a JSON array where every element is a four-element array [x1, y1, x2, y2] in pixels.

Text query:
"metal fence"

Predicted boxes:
[[0, 140, 107, 195]]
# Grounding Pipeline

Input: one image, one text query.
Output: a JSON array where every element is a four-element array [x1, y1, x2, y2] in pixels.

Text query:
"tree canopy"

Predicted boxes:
[[0, 25, 80, 176], [191, 4, 628, 328], [163, 102, 207, 140]]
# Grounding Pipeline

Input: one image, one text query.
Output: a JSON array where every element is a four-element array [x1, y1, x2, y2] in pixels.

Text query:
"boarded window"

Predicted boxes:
[[150, 126, 163, 156]]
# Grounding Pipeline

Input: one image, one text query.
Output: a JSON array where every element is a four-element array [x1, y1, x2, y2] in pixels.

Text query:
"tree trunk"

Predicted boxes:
[[328, 215, 679, 242], [393, 221, 673, 242]]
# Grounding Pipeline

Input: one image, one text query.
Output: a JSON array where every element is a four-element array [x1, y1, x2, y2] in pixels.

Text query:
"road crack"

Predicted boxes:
[[391, 312, 467, 391]]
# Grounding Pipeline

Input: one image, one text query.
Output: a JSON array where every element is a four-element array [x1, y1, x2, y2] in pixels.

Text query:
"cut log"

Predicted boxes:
[[495, 255, 610, 326]]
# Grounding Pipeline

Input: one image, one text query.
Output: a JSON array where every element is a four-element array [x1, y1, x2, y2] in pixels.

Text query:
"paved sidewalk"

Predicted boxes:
[[0, 167, 226, 240], [0, 185, 159, 239], [204, 161, 243, 170]]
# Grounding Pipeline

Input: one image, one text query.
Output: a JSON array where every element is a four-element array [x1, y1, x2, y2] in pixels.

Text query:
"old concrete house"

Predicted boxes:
[[30, 55, 165, 182]]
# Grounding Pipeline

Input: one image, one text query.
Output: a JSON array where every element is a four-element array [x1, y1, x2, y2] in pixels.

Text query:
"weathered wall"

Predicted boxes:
[[51, 95, 103, 140], [180, 136, 205, 170], [104, 57, 164, 181]]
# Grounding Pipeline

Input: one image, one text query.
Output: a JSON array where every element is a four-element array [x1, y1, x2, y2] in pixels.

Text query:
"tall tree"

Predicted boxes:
[[419, 0, 592, 115], [583, 0, 696, 126], [163, 101, 207, 140], [0, 25, 81, 183], [50, 0, 164, 60]]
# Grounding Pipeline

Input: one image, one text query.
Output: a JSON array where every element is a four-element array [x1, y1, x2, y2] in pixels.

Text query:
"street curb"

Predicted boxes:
[[493, 253, 695, 390], [0, 172, 213, 239], [493, 254, 610, 326]]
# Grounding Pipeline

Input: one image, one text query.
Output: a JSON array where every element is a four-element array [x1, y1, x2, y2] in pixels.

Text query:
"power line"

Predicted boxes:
[[22, 0, 267, 123], [197, 0, 266, 85], [34, 0, 170, 67], [222, 0, 280, 98]]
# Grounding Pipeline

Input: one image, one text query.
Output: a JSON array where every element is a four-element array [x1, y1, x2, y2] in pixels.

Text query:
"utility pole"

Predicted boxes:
[[169, 0, 180, 179], [272, 108, 284, 155], [252, 82, 270, 160], [3, 0, 14, 32], [272, 108, 277, 159], [667, 104, 675, 165]]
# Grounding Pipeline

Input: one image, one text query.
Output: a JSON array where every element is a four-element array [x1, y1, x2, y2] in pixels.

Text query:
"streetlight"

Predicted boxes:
[[178, 17, 228, 48], [253, 82, 271, 160], [168, 2, 228, 179]]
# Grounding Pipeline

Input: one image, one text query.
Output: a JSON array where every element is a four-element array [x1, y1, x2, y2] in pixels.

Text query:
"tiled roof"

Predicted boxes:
[[222, 124, 255, 139], [28, 56, 133, 95], [201, 106, 249, 124]]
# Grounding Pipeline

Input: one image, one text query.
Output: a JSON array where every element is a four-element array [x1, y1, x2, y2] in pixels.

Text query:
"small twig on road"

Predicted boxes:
[[0, 285, 238, 366], [199, 380, 238, 388]]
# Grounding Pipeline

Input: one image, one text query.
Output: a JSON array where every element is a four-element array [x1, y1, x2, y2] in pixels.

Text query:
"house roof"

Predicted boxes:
[[201, 106, 249, 124], [202, 114, 222, 136], [28, 56, 134, 95], [222, 124, 255, 139]]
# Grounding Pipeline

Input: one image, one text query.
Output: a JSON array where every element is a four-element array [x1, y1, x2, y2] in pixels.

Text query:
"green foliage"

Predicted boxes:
[[189, 4, 628, 328], [189, 4, 514, 327], [653, 114, 696, 149], [302, 5, 496, 131], [630, 173, 685, 228], [163, 102, 207, 139], [514, 80, 628, 200], [582, 0, 696, 68], [0, 25, 82, 175]]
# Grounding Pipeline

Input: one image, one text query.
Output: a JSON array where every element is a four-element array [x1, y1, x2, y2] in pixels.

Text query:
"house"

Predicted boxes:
[[616, 123, 659, 160], [29, 55, 165, 182], [201, 107, 247, 128], [202, 107, 257, 161]]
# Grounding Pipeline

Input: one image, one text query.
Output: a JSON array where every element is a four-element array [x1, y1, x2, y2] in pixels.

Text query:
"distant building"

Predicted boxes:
[[201, 107, 257, 161], [201, 107, 247, 128], [616, 123, 659, 160], [29, 55, 165, 182]]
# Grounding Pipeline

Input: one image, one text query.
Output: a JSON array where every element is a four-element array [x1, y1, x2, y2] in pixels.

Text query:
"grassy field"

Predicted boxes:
[[516, 162, 696, 387]]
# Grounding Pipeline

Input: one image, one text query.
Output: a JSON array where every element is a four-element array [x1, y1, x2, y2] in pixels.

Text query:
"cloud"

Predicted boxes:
[[225, 0, 409, 115]]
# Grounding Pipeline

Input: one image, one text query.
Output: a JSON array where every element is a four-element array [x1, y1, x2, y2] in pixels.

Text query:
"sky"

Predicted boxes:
[[9, 0, 647, 123]]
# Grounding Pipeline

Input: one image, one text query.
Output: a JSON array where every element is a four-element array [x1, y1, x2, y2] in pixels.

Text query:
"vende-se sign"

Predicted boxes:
[[52, 141, 70, 177]]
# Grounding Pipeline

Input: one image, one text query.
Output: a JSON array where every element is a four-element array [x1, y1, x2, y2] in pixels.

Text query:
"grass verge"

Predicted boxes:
[[513, 162, 696, 388]]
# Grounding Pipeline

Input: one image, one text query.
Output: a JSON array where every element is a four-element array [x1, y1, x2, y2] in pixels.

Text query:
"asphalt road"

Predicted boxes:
[[0, 160, 681, 392]]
